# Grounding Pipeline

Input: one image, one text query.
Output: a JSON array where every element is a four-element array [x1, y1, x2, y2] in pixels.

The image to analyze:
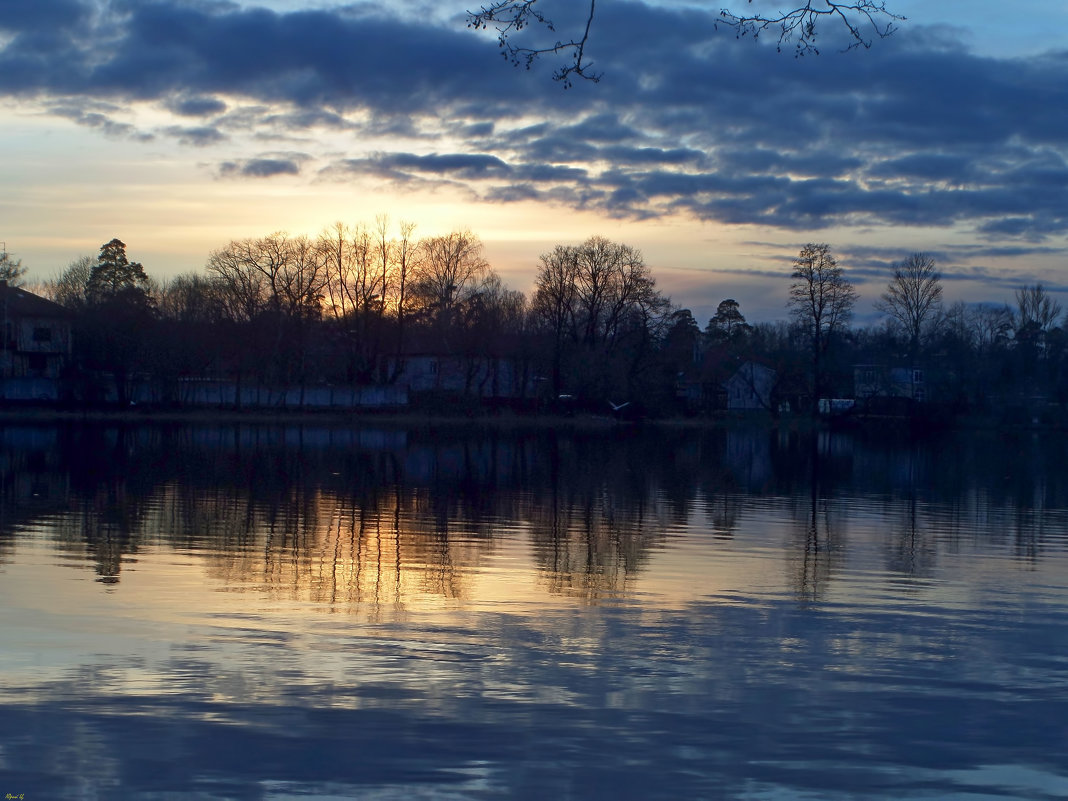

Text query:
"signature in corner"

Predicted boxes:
[[4, 794, 24, 800]]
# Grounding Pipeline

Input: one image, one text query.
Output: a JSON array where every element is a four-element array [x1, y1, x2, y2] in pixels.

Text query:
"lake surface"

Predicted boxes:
[[1, 422, 1066, 800]]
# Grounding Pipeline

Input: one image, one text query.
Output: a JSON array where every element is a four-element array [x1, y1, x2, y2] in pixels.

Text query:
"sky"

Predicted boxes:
[[2, 0, 1067, 325]]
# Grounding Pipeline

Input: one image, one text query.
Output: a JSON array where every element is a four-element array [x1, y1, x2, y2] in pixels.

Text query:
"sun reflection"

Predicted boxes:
[[2, 423, 1068, 627]]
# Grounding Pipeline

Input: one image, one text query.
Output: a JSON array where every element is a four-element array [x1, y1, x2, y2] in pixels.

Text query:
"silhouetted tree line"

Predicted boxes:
[[36, 233, 1068, 420]]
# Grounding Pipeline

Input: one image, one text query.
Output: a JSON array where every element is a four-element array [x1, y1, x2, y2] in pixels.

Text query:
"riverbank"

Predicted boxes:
[[0, 403, 1058, 434], [0, 404, 624, 430]]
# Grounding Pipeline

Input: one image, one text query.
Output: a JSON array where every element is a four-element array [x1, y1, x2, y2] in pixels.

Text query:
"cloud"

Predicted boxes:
[[166, 94, 228, 117], [0, 0, 88, 33], [219, 153, 310, 178], [2, 0, 1067, 242], [374, 152, 511, 178], [164, 125, 227, 146], [47, 100, 155, 141]]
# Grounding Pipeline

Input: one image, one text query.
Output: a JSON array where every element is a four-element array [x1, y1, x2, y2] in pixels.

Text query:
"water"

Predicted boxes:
[[0, 422, 1066, 800]]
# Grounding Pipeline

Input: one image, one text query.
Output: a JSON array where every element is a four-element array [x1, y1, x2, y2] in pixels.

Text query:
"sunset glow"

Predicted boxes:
[[3, 0, 1067, 324]]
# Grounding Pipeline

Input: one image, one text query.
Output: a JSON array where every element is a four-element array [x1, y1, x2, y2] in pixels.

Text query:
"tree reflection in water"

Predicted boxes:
[[1, 422, 1067, 606], [2, 422, 1068, 799]]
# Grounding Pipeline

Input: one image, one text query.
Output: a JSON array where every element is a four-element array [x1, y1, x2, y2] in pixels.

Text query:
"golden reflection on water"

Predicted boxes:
[[4, 423, 1068, 625], [11, 487, 797, 627], [3, 426, 1068, 801], [15, 481, 1068, 632], [178, 482, 694, 614]]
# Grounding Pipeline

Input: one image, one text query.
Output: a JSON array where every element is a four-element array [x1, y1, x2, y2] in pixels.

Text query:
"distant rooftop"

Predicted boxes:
[[0, 281, 73, 318]]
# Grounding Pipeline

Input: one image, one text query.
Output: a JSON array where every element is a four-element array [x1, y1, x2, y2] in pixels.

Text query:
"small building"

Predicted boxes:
[[854, 364, 926, 404], [723, 361, 776, 411], [0, 282, 73, 401], [391, 353, 532, 400]]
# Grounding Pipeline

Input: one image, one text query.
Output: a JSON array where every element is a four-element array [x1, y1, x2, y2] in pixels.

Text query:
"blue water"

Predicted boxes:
[[0, 424, 1065, 799]]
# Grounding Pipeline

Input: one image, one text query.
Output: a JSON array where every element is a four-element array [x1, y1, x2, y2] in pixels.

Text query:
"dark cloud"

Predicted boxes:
[[0, 0, 88, 32], [322, 151, 589, 199], [454, 121, 495, 139], [166, 95, 228, 117], [376, 152, 511, 178], [950, 244, 1068, 259], [164, 125, 227, 146], [513, 163, 587, 182], [558, 113, 639, 143], [977, 215, 1068, 241], [324, 152, 507, 184], [867, 153, 975, 183], [484, 183, 542, 204], [48, 100, 155, 141], [2, 0, 1067, 241], [219, 154, 308, 178]]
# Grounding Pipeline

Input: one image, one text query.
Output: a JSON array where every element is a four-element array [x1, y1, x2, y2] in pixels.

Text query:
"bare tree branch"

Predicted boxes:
[[467, 1, 903, 84], [720, 1, 903, 56], [468, 0, 600, 86]]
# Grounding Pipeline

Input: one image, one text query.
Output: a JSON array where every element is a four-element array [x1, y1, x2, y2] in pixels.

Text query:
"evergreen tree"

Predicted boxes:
[[706, 299, 751, 344], [86, 238, 152, 307], [0, 250, 27, 286], [81, 239, 157, 404]]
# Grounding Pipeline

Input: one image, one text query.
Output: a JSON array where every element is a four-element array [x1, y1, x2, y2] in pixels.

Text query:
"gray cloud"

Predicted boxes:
[[48, 100, 155, 141], [166, 94, 228, 117], [219, 153, 310, 178], [164, 125, 227, 146], [2, 0, 1067, 242]]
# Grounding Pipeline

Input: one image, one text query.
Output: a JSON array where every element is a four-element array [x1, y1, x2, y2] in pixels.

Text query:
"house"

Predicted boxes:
[[723, 361, 776, 411], [0, 282, 73, 401], [391, 353, 532, 400], [854, 364, 926, 404]]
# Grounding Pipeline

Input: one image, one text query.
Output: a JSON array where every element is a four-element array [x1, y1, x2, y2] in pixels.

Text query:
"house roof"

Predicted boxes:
[[0, 282, 73, 319], [725, 360, 775, 382]]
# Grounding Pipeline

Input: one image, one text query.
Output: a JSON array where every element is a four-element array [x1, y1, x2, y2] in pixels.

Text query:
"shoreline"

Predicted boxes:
[[0, 404, 1060, 433]]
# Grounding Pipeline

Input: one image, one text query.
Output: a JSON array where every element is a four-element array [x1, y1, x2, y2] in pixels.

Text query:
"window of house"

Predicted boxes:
[[27, 353, 47, 372], [33, 327, 52, 343], [429, 360, 438, 375], [913, 369, 924, 384]]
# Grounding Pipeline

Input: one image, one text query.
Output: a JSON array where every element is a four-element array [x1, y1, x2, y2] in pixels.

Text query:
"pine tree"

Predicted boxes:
[[86, 238, 151, 305]]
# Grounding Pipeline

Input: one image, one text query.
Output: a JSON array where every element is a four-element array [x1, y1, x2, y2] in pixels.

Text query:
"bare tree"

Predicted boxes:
[[1015, 284, 1062, 334], [531, 236, 669, 399], [207, 233, 325, 322], [531, 236, 667, 352], [411, 230, 491, 329], [205, 241, 269, 323], [787, 243, 857, 405], [319, 222, 390, 322], [468, 1, 903, 85], [317, 218, 421, 383], [532, 244, 580, 394], [453, 273, 529, 396], [277, 235, 326, 322], [390, 220, 419, 382], [969, 303, 1014, 356], [875, 253, 943, 359], [158, 273, 224, 324], [46, 255, 95, 309], [206, 233, 328, 390]]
